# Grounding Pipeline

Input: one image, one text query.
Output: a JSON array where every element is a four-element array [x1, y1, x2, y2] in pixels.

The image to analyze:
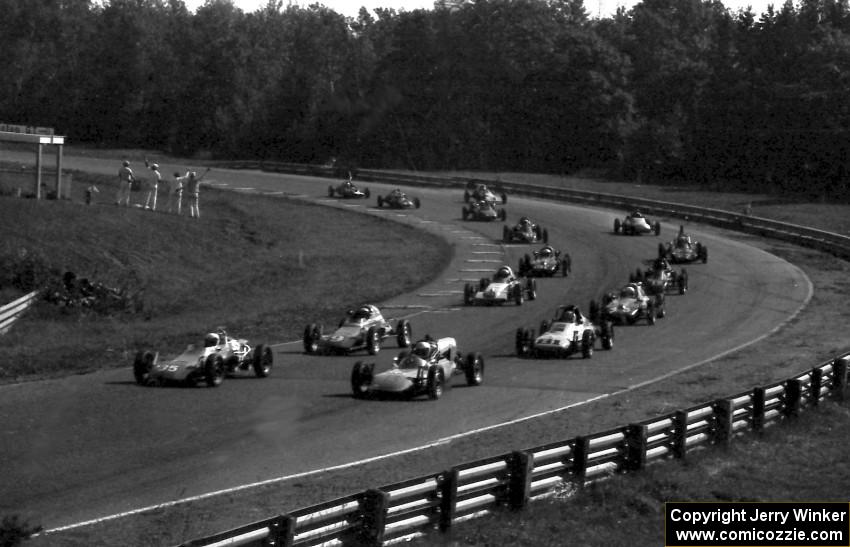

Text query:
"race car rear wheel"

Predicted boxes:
[[465, 352, 484, 386], [601, 321, 615, 350], [414, 197, 421, 209], [679, 269, 689, 295], [464, 283, 474, 305], [377, 195, 384, 208], [516, 328, 533, 356], [351, 361, 373, 399], [426, 367, 444, 400], [303, 324, 321, 354], [462, 207, 468, 220], [133, 350, 155, 386], [502, 225, 510, 243], [526, 278, 537, 300], [514, 285, 524, 306], [364, 187, 371, 198], [396, 319, 412, 347], [614, 218, 621, 234], [499, 208, 507, 221], [581, 331, 594, 359], [252, 344, 273, 378], [328, 185, 334, 197], [366, 326, 381, 355], [654, 222, 661, 236], [204, 354, 225, 387]]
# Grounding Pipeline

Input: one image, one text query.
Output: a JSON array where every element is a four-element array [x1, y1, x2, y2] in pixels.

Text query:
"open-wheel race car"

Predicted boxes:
[[595, 282, 665, 325], [303, 304, 412, 355], [377, 189, 420, 209], [631, 257, 688, 295], [464, 265, 537, 306], [462, 199, 507, 222], [350, 336, 483, 400], [503, 216, 548, 244], [518, 245, 571, 277], [133, 329, 273, 387], [464, 182, 507, 205], [613, 211, 661, 236], [659, 226, 708, 264], [328, 177, 370, 199], [515, 304, 613, 359]]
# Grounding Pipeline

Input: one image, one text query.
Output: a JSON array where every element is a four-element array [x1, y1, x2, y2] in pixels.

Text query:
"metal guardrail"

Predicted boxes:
[[0, 290, 39, 334], [179, 163, 850, 547]]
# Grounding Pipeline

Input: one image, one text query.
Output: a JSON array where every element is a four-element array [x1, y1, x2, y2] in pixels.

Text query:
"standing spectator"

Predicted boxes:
[[187, 171, 202, 218], [143, 159, 162, 211], [165, 171, 186, 214], [115, 160, 134, 206]]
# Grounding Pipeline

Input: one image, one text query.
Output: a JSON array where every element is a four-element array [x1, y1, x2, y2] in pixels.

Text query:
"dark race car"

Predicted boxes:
[[518, 245, 571, 277], [503, 216, 548, 244], [659, 226, 708, 264], [594, 282, 666, 326], [613, 210, 661, 236], [462, 199, 507, 222], [328, 177, 370, 199], [464, 182, 507, 205], [515, 304, 614, 359], [631, 257, 688, 295], [303, 304, 412, 355], [377, 189, 421, 209]]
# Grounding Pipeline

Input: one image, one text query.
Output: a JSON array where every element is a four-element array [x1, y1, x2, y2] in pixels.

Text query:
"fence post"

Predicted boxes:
[[810, 367, 823, 407], [356, 489, 390, 547], [624, 424, 648, 471], [752, 387, 765, 433], [712, 399, 734, 447], [834, 357, 849, 401], [571, 436, 589, 485], [672, 410, 688, 459], [507, 450, 533, 510], [783, 379, 802, 418], [269, 514, 296, 547], [438, 469, 459, 532]]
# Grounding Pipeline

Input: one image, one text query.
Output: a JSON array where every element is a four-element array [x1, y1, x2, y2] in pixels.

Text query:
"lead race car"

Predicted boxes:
[[464, 182, 507, 205], [462, 199, 507, 222], [377, 188, 421, 209], [303, 304, 412, 355], [515, 304, 613, 359], [596, 282, 665, 325], [464, 265, 537, 306], [659, 226, 708, 264], [350, 336, 484, 400], [328, 177, 370, 199], [133, 329, 273, 387], [518, 245, 571, 277], [503, 216, 548, 244], [613, 210, 661, 236]]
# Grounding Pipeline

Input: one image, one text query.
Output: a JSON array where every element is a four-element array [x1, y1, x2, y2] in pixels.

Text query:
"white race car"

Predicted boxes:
[[464, 265, 537, 306], [133, 329, 273, 387], [304, 304, 411, 355], [597, 282, 665, 325], [350, 337, 484, 400], [614, 211, 661, 236], [515, 305, 613, 359]]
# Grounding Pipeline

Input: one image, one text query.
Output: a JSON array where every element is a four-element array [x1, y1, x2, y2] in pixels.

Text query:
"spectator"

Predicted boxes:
[[143, 159, 162, 211], [115, 160, 134, 206], [166, 171, 186, 214], [85, 184, 99, 205], [187, 171, 201, 218]]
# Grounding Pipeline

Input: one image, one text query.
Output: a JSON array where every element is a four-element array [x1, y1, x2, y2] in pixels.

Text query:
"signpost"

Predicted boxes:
[[0, 123, 66, 199]]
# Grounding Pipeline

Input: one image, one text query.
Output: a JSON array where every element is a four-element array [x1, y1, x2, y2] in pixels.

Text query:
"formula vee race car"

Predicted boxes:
[[613, 211, 661, 236], [515, 304, 613, 359], [659, 227, 708, 264], [464, 265, 537, 306], [350, 336, 483, 400], [328, 178, 370, 199], [133, 329, 273, 387], [503, 216, 548, 244], [631, 257, 688, 295], [464, 182, 507, 205], [303, 304, 412, 355], [518, 245, 571, 277], [462, 199, 507, 222], [596, 282, 665, 325], [377, 189, 421, 209]]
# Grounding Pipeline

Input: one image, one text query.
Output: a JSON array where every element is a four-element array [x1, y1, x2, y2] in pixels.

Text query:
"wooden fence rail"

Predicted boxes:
[[0, 289, 39, 335]]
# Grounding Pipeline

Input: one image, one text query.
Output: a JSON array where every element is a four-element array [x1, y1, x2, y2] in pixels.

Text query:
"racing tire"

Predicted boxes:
[[462, 207, 468, 221], [658, 242, 666, 259], [396, 319, 412, 347], [679, 269, 688, 295], [464, 283, 474, 305], [515, 328, 532, 356], [514, 284, 523, 306], [589, 300, 600, 324], [614, 218, 621, 234], [501, 192, 507, 204], [502, 225, 510, 243], [426, 367, 444, 400], [364, 188, 371, 198], [414, 197, 421, 209], [351, 361, 373, 399], [252, 344, 273, 378], [581, 330, 594, 359], [542, 228, 549, 244], [366, 326, 381, 355], [328, 185, 334, 197], [534, 225, 542, 240], [377, 196, 384, 208], [479, 278, 490, 291], [464, 190, 471, 203], [303, 323, 321, 354], [654, 222, 661, 236], [204, 354, 225, 387], [601, 321, 615, 350], [539, 319, 550, 334], [526, 278, 537, 300], [656, 295, 666, 318], [465, 352, 484, 386], [647, 303, 657, 325], [133, 350, 155, 386], [499, 208, 507, 221], [700, 245, 708, 264]]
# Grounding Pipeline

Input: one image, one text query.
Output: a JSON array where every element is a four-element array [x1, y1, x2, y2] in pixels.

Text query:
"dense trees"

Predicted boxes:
[[1, 0, 849, 197]]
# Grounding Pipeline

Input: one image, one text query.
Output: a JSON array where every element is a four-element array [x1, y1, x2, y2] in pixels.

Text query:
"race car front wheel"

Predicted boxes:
[[253, 344, 273, 378], [465, 352, 484, 386], [133, 351, 155, 386], [204, 354, 225, 387], [426, 367, 444, 400]]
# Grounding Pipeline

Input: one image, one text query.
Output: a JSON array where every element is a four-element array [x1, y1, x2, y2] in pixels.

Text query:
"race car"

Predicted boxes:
[[328, 177, 370, 199], [303, 304, 412, 355], [632, 257, 688, 295], [377, 189, 421, 209], [133, 329, 273, 387], [515, 304, 613, 359], [503, 216, 548, 244], [613, 211, 661, 236], [462, 199, 507, 222], [464, 182, 507, 205], [596, 282, 665, 325], [659, 227, 708, 264], [464, 265, 537, 306], [350, 336, 484, 400], [518, 245, 571, 277]]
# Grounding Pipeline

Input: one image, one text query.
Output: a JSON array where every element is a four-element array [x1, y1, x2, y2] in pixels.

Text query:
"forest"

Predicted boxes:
[[1, 0, 849, 197]]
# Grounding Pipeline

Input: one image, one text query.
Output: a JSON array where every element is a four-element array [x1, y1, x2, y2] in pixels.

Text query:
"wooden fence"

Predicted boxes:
[[0, 290, 39, 335]]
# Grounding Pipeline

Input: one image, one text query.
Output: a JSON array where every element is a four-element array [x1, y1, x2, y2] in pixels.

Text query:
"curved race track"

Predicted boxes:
[[0, 161, 810, 530]]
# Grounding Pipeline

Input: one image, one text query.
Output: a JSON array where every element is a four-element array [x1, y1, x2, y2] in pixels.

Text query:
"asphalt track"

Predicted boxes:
[[0, 158, 811, 530]]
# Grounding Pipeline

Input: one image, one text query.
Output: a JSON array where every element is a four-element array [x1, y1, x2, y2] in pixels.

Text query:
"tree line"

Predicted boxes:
[[2, 0, 849, 197]]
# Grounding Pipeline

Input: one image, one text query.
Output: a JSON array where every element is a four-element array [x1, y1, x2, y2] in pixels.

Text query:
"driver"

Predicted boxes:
[[350, 305, 373, 322], [620, 286, 637, 299], [539, 246, 553, 258], [494, 266, 513, 282]]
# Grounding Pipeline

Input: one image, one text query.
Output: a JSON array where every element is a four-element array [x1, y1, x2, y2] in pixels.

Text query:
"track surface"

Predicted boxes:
[[0, 158, 810, 529]]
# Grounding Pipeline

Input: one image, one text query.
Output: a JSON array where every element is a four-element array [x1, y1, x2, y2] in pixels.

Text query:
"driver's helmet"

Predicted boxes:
[[476, 184, 487, 193], [539, 246, 553, 257], [391, 188, 402, 197], [351, 306, 372, 321], [412, 340, 432, 359], [204, 333, 220, 348], [561, 310, 576, 323], [620, 286, 637, 299], [519, 216, 531, 226], [654, 258, 668, 270], [676, 236, 688, 248], [631, 210, 643, 218], [495, 266, 512, 281]]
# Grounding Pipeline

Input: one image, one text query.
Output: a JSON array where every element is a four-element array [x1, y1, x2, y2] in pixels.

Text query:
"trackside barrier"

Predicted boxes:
[[0, 290, 39, 335], [180, 165, 850, 546]]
